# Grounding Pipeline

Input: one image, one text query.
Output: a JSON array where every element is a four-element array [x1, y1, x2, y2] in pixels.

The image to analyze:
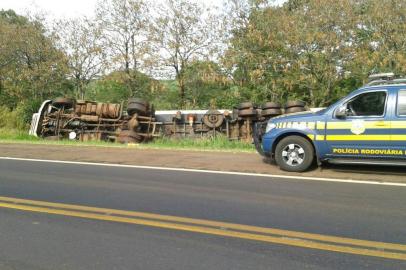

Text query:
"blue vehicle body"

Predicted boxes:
[[259, 84, 406, 165]]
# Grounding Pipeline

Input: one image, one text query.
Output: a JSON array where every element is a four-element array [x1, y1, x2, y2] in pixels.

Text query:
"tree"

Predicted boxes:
[[0, 10, 70, 108], [149, 0, 221, 108], [183, 61, 231, 108], [54, 17, 106, 99], [86, 70, 163, 103], [96, 0, 149, 98]]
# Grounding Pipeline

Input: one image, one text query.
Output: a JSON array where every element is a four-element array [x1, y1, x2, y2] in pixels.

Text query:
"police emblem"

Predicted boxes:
[[351, 120, 366, 135]]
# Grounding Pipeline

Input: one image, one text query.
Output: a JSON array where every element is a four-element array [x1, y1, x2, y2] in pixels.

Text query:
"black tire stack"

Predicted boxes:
[[284, 100, 306, 114], [52, 97, 75, 109], [237, 102, 257, 118], [127, 98, 150, 116], [261, 102, 282, 118]]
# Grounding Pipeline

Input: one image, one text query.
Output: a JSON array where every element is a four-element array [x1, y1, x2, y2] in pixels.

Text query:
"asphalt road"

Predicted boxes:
[[0, 159, 405, 270]]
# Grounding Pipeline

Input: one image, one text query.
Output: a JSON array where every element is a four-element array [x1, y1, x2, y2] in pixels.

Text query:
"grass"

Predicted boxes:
[[0, 129, 256, 153]]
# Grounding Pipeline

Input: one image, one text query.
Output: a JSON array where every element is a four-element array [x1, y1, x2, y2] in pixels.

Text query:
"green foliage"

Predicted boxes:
[[0, 9, 71, 109], [86, 70, 162, 103], [0, 98, 43, 131], [224, 0, 406, 107], [0, 106, 18, 129]]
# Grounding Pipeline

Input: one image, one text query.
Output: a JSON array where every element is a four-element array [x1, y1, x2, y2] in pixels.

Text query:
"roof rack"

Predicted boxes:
[[366, 73, 406, 86]]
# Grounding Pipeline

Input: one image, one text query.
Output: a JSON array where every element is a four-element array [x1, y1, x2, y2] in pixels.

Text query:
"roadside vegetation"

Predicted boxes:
[[1, 0, 406, 146], [0, 129, 255, 152]]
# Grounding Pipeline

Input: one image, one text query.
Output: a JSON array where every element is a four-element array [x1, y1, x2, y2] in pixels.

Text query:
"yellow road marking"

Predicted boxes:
[[1, 196, 404, 252], [0, 197, 405, 260]]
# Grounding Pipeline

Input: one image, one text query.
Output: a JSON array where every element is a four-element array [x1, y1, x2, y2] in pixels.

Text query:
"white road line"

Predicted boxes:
[[0, 156, 405, 187]]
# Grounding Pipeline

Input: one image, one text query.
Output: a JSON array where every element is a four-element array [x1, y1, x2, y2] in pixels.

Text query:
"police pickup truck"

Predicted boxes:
[[254, 73, 406, 172]]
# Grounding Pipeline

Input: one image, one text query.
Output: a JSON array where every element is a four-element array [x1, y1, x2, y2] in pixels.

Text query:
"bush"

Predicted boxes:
[[15, 100, 43, 129], [0, 106, 19, 129]]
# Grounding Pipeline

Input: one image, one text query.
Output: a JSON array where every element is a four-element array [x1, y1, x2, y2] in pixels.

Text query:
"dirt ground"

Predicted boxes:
[[1, 143, 406, 183]]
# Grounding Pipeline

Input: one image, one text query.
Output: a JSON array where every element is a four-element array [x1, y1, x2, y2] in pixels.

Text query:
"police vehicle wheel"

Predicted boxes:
[[275, 136, 314, 172]]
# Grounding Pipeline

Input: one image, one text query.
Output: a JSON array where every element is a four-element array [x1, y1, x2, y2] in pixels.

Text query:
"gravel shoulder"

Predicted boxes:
[[1, 143, 406, 183]]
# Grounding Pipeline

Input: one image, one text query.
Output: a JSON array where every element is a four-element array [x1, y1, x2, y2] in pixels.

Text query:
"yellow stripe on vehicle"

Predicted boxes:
[[316, 121, 326, 130], [391, 121, 406, 129], [307, 122, 316, 129], [326, 121, 391, 130], [390, 135, 406, 141], [307, 134, 315, 140], [325, 135, 391, 141], [315, 135, 325, 141]]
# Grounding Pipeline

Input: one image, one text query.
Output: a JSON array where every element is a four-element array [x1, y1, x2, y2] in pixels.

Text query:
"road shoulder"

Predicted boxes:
[[1, 143, 406, 183]]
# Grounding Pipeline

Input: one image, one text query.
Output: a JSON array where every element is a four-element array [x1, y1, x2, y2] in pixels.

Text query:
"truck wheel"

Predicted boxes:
[[275, 136, 314, 172], [262, 102, 281, 110], [285, 100, 305, 108], [285, 106, 306, 114], [237, 102, 254, 110], [52, 98, 74, 109], [203, 110, 224, 128]]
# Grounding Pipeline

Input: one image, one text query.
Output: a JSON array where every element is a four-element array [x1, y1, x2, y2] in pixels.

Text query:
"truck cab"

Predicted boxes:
[[255, 75, 406, 172]]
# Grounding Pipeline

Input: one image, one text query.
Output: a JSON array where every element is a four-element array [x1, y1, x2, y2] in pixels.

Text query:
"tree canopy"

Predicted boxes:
[[2, 0, 406, 127]]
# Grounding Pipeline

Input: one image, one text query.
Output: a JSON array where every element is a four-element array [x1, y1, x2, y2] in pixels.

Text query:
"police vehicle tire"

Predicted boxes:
[[262, 102, 281, 110], [52, 98, 74, 109], [285, 106, 306, 114], [285, 100, 305, 109], [275, 136, 314, 172], [237, 102, 254, 110]]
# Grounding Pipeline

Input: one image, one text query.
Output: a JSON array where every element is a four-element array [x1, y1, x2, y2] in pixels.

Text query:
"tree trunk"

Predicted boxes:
[[179, 77, 186, 109], [125, 42, 130, 74]]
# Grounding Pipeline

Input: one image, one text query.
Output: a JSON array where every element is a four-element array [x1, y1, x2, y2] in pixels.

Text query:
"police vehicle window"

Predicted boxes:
[[397, 90, 406, 116], [345, 91, 386, 117]]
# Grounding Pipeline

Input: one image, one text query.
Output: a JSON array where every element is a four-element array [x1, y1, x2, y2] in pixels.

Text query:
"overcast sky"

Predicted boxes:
[[0, 0, 287, 19]]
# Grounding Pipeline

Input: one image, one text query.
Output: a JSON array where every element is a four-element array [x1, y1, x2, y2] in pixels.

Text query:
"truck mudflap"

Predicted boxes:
[[253, 121, 267, 157]]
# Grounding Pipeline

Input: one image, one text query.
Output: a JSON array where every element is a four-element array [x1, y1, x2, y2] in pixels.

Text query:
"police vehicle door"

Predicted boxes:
[[326, 90, 391, 158], [392, 89, 406, 159]]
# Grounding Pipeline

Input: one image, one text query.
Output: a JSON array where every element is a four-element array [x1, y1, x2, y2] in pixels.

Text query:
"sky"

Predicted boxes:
[[0, 0, 287, 19]]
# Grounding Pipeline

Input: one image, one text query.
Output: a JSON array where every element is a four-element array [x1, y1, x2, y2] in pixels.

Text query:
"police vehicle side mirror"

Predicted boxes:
[[335, 105, 347, 119]]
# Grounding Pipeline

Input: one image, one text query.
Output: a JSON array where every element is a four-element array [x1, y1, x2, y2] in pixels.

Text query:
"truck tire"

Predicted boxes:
[[237, 102, 254, 110], [285, 107, 306, 114], [238, 108, 257, 117], [128, 98, 149, 107], [261, 108, 282, 117], [52, 98, 74, 109], [203, 110, 224, 128], [275, 136, 314, 172], [127, 103, 147, 116], [262, 102, 281, 110], [285, 100, 305, 109]]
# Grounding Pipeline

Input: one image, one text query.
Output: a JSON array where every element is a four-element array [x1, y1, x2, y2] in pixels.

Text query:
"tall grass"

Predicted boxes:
[[148, 135, 254, 152], [0, 129, 255, 152]]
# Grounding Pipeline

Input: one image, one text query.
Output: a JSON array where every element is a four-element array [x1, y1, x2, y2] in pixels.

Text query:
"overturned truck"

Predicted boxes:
[[29, 98, 308, 143]]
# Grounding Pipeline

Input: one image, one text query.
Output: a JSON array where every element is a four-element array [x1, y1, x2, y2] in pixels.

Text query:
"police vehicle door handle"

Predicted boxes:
[[374, 121, 388, 127]]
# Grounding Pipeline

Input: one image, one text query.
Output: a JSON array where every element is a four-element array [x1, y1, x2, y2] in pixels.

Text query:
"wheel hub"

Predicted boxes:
[[282, 144, 305, 166]]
